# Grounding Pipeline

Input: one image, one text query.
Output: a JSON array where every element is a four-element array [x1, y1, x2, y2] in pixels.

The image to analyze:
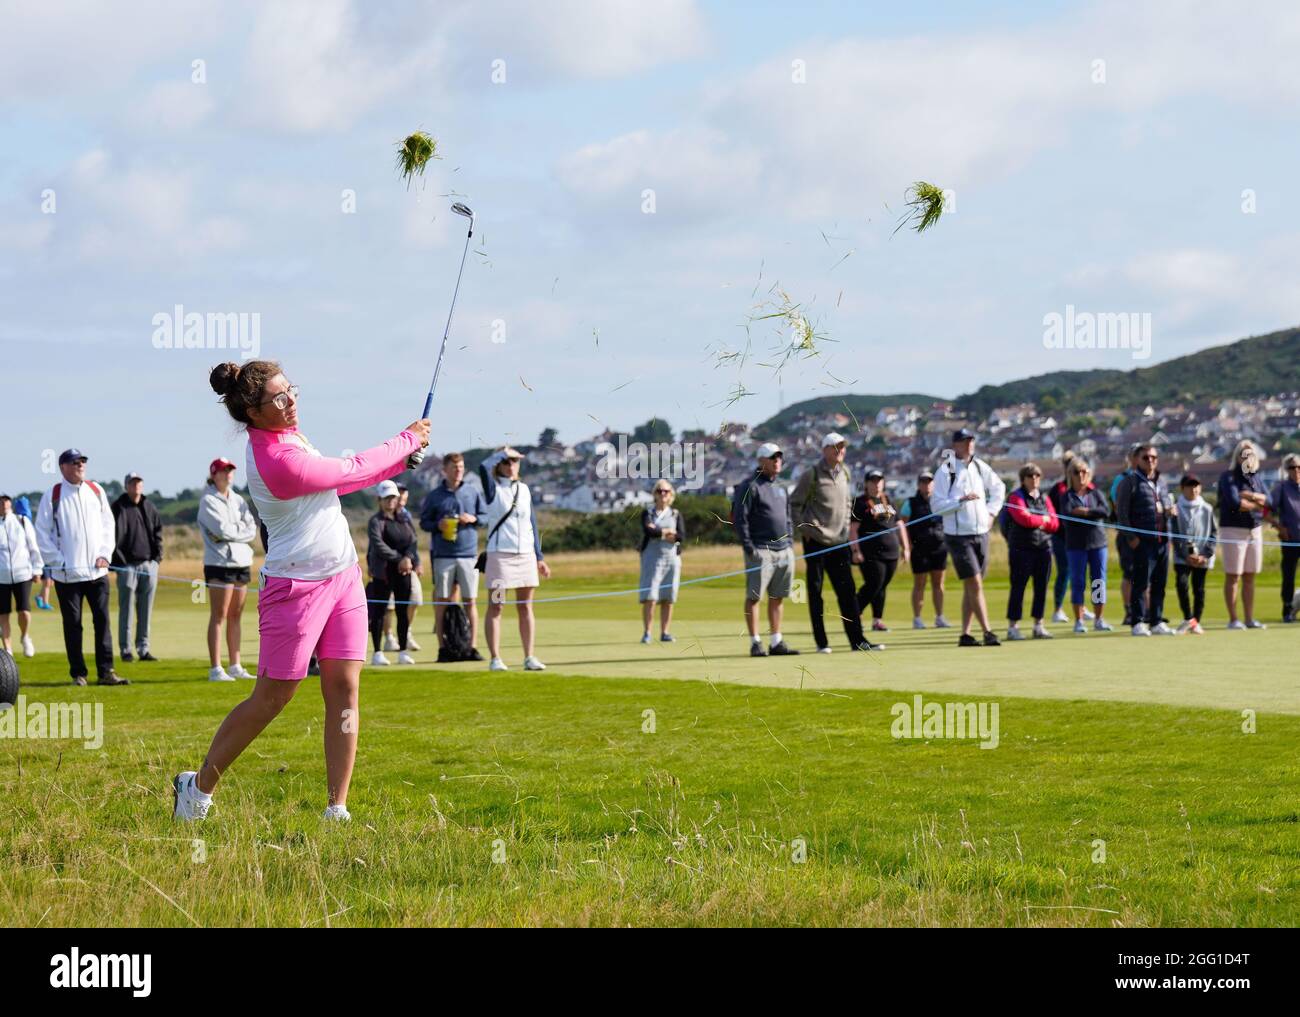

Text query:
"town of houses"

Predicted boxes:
[[429, 393, 1300, 511]]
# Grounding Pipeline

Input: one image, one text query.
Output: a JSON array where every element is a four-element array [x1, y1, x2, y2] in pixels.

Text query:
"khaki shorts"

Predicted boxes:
[[1219, 525, 1263, 574], [433, 557, 480, 600], [744, 546, 794, 601]]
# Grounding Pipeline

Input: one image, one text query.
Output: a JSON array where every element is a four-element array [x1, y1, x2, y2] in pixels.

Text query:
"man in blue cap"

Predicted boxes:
[[33, 449, 128, 686]]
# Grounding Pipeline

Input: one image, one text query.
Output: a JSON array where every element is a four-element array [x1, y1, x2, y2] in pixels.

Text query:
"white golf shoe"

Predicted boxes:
[[1051, 609, 1069, 624], [397, 651, 416, 665], [382, 633, 400, 652], [322, 804, 351, 822], [172, 772, 211, 821], [1131, 623, 1151, 636], [489, 657, 509, 671], [226, 663, 252, 679], [1032, 623, 1053, 639], [208, 666, 235, 682], [934, 615, 952, 628], [1006, 626, 1025, 641], [1151, 622, 1175, 636], [371, 651, 391, 667], [523, 656, 546, 671], [405, 636, 422, 651], [912, 617, 926, 630], [21, 635, 35, 657]]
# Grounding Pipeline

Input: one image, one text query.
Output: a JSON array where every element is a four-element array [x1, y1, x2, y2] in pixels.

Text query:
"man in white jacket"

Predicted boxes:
[[34, 449, 128, 686], [930, 428, 1006, 647], [0, 493, 44, 657]]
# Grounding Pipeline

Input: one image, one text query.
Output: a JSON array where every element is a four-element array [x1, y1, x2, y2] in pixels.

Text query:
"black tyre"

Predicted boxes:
[[0, 648, 18, 705]]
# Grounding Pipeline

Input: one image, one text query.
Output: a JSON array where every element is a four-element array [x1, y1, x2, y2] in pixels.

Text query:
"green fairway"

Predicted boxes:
[[2, 552, 1297, 926]]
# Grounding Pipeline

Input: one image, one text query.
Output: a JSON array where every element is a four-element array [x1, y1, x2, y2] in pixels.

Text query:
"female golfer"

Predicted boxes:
[[639, 480, 684, 643], [173, 360, 428, 822], [479, 447, 550, 672], [197, 457, 259, 682]]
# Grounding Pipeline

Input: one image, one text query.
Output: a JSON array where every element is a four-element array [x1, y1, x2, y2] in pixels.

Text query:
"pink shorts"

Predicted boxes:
[[257, 565, 367, 680]]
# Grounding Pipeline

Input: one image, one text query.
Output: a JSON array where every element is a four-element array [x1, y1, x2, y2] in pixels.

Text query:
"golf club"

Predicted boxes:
[[408, 201, 475, 467]]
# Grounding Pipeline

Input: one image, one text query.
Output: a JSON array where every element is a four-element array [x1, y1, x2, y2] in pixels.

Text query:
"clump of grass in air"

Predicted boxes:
[[396, 131, 439, 189], [893, 181, 946, 235]]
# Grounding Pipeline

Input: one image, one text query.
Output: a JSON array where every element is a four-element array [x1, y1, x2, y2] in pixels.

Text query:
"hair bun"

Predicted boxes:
[[209, 362, 241, 396]]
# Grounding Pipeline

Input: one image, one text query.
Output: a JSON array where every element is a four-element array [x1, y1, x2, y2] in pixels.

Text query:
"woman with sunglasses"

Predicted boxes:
[[172, 360, 430, 822], [639, 480, 685, 643], [1061, 457, 1113, 633], [1003, 463, 1060, 640], [1217, 440, 1270, 630]]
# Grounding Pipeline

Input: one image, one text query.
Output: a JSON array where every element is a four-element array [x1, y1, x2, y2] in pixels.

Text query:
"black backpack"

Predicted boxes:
[[438, 603, 474, 662]]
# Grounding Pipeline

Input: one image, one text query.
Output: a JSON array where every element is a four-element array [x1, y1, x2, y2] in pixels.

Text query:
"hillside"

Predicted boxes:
[[955, 326, 1300, 416], [756, 392, 944, 434]]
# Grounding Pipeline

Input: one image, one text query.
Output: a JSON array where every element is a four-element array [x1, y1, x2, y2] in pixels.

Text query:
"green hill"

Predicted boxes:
[[756, 393, 945, 434], [955, 325, 1300, 416]]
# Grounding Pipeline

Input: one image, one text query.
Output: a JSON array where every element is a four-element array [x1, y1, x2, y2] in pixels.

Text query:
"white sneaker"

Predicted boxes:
[[1245, 620, 1268, 630], [1175, 620, 1193, 635], [1131, 623, 1151, 636], [322, 804, 351, 822], [1093, 618, 1113, 632], [1082, 608, 1095, 621], [226, 663, 252, 679], [371, 651, 391, 667], [397, 651, 416, 665], [208, 666, 235, 682], [816, 646, 833, 654], [1033, 624, 1053, 639], [21, 635, 35, 657], [1151, 622, 1175, 636], [489, 657, 509, 671], [912, 617, 926, 630], [1226, 620, 1246, 631], [1006, 626, 1025, 641], [934, 615, 952, 628], [382, 633, 399, 652], [523, 656, 546, 671], [1073, 621, 1088, 634], [172, 771, 211, 821], [405, 635, 422, 651], [1051, 609, 1069, 624]]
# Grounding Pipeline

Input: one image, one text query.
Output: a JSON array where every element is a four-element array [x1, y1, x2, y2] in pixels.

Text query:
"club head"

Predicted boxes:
[[450, 201, 474, 236]]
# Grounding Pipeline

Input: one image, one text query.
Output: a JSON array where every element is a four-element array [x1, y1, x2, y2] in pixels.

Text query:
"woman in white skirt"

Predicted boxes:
[[639, 480, 684, 643], [1216, 440, 1270, 629], [479, 447, 550, 671]]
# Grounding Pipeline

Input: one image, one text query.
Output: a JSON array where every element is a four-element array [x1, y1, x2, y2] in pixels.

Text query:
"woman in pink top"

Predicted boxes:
[[173, 360, 430, 822]]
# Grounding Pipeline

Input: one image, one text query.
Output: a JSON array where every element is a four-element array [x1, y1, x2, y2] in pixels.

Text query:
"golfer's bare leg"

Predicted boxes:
[[466, 599, 479, 648], [1224, 573, 1240, 624], [931, 570, 946, 617], [207, 584, 232, 667], [197, 674, 301, 794], [961, 581, 974, 635], [1242, 574, 1256, 624], [660, 601, 673, 635], [641, 600, 654, 633], [970, 574, 992, 633], [320, 658, 361, 807], [744, 598, 760, 638], [911, 574, 925, 619], [226, 586, 246, 667]]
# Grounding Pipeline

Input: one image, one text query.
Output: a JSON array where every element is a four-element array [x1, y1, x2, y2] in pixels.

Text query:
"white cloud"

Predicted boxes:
[[132, 80, 216, 131]]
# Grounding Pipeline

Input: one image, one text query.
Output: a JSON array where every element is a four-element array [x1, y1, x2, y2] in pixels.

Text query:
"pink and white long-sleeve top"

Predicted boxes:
[[245, 426, 420, 580]]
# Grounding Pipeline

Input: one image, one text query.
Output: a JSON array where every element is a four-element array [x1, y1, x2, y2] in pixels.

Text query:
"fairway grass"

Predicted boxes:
[[1, 552, 1297, 927]]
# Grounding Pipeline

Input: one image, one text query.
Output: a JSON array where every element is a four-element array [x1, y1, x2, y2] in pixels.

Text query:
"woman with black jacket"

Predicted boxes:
[[366, 479, 420, 665], [639, 481, 684, 643], [1061, 458, 1113, 633], [850, 469, 910, 635]]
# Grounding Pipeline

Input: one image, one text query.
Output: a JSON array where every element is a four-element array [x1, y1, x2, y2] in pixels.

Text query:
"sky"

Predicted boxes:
[[2, 0, 1298, 496]]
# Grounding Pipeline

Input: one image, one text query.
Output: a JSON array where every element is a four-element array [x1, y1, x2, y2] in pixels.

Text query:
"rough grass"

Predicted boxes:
[[1, 551, 1297, 927]]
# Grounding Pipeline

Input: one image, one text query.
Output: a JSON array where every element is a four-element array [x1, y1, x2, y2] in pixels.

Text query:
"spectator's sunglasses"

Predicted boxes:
[[1140, 453, 1158, 461], [1070, 468, 1089, 476], [1288, 464, 1300, 472], [257, 384, 300, 411]]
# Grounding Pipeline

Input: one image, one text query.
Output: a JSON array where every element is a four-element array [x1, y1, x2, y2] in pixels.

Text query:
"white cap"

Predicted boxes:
[[376, 480, 400, 498], [756, 442, 782, 459], [822, 432, 847, 448]]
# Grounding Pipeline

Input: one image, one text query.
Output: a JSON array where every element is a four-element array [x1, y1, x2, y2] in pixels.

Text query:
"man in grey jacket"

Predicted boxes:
[[791, 433, 875, 652], [732, 443, 799, 657]]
